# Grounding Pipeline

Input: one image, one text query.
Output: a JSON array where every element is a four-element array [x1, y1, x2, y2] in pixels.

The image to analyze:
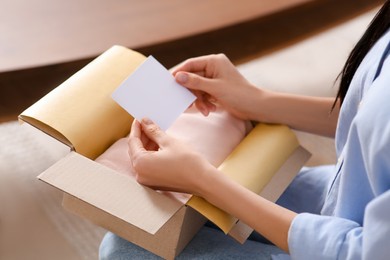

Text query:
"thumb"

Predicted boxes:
[[175, 72, 214, 92], [140, 118, 169, 147]]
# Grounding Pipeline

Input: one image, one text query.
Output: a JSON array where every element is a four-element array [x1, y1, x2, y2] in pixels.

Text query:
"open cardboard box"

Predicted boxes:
[[19, 46, 310, 259]]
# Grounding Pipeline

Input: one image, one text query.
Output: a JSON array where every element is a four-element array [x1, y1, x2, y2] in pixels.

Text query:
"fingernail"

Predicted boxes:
[[176, 72, 188, 84], [142, 118, 153, 125]]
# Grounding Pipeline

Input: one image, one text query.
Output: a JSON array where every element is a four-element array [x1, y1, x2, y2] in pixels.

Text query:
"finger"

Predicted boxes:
[[194, 101, 209, 116], [171, 56, 212, 75], [193, 92, 218, 116], [139, 130, 158, 151], [201, 92, 217, 109], [130, 119, 142, 139], [175, 72, 215, 93], [140, 130, 149, 146], [134, 119, 159, 151], [140, 118, 170, 147], [173, 69, 205, 78], [128, 120, 147, 160], [196, 93, 212, 116], [192, 90, 210, 113], [171, 61, 205, 76], [143, 132, 159, 151], [203, 99, 217, 113]]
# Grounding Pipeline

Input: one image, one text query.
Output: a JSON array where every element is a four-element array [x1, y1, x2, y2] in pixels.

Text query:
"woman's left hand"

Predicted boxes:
[[128, 118, 213, 195]]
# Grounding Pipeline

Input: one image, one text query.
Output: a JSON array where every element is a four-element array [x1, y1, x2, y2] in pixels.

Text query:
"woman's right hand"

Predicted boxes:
[[172, 54, 263, 120], [128, 118, 214, 195]]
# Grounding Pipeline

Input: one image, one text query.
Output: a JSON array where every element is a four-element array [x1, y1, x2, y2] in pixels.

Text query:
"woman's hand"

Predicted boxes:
[[172, 54, 262, 120], [128, 118, 213, 195], [128, 118, 295, 253]]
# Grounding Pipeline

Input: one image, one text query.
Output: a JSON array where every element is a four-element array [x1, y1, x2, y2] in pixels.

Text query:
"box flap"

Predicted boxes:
[[38, 151, 183, 234], [227, 145, 311, 243], [20, 46, 146, 159]]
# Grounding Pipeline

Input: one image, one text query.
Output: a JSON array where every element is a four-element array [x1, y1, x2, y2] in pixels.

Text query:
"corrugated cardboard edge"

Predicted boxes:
[[38, 151, 184, 235], [228, 145, 311, 243], [260, 146, 311, 202], [63, 195, 206, 260]]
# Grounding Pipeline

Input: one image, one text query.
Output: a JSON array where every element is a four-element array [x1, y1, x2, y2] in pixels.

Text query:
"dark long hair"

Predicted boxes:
[[336, 1, 390, 106]]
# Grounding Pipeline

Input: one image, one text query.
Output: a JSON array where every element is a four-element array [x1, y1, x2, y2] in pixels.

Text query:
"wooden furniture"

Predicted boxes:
[[0, 0, 311, 73]]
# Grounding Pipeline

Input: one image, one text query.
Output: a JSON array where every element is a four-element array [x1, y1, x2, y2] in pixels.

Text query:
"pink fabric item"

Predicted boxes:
[[95, 107, 251, 202]]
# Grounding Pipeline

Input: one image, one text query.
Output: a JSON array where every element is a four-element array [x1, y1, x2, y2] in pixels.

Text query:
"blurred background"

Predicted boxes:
[[0, 0, 385, 259]]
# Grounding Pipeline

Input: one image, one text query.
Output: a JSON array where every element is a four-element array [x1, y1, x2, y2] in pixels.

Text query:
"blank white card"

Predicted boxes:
[[112, 56, 196, 130]]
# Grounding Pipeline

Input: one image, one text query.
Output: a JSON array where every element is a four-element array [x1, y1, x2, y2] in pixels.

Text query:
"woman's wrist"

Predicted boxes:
[[192, 164, 221, 198], [244, 86, 275, 123], [248, 86, 338, 136]]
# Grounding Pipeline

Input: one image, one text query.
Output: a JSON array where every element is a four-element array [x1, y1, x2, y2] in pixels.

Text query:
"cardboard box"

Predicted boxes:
[[19, 46, 310, 259], [40, 151, 207, 259]]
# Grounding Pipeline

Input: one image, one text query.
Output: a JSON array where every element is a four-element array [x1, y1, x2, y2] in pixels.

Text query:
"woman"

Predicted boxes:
[[100, 2, 390, 259]]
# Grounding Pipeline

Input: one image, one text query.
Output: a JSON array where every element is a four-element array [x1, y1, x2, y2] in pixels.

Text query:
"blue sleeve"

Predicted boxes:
[[288, 191, 390, 260], [363, 190, 390, 259], [288, 213, 362, 259]]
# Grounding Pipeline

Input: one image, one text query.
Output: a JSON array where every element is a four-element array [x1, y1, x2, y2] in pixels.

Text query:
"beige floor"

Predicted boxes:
[[0, 6, 380, 260], [0, 122, 106, 260]]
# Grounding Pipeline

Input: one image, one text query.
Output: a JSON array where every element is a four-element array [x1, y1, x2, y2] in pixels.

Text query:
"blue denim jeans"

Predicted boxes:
[[99, 227, 288, 260], [99, 166, 332, 259]]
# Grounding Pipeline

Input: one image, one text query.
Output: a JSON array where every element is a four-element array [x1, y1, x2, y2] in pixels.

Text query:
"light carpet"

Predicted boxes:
[[0, 122, 106, 260]]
